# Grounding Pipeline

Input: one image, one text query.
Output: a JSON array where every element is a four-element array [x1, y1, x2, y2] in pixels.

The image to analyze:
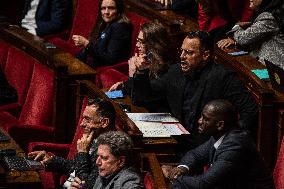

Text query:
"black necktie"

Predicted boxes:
[[209, 147, 216, 164]]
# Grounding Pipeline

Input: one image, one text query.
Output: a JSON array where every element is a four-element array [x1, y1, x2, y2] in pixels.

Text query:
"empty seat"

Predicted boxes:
[[0, 55, 55, 151], [0, 47, 35, 115]]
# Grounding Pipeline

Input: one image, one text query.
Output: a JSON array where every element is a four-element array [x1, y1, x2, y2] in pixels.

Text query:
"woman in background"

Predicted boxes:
[[217, 0, 284, 69], [109, 21, 175, 91], [109, 21, 175, 112], [72, 0, 132, 68]]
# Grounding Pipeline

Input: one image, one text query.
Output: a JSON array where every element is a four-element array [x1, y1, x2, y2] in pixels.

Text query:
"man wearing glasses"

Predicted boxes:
[[131, 31, 258, 153], [28, 98, 116, 189]]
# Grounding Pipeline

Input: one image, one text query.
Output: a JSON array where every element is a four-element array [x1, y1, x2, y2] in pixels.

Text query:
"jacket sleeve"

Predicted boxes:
[[173, 139, 244, 189], [233, 12, 279, 46], [89, 23, 132, 67], [36, 0, 70, 36], [131, 69, 168, 107], [179, 139, 212, 172], [45, 156, 73, 174], [73, 152, 98, 189]]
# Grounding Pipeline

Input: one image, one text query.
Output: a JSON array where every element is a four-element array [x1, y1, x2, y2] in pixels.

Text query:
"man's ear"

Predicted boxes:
[[217, 120, 225, 131], [101, 117, 110, 128], [202, 50, 210, 61], [119, 156, 126, 167]]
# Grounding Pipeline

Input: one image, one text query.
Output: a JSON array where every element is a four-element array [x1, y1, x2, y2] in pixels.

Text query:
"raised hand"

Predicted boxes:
[[77, 131, 95, 153]]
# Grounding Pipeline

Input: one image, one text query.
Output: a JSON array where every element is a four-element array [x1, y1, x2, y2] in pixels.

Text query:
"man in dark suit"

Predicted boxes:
[[162, 99, 275, 189], [21, 0, 71, 36], [131, 31, 258, 151]]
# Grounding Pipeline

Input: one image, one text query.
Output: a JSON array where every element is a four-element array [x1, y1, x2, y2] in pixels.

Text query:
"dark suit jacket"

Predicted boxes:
[[76, 21, 132, 68], [22, 0, 71, 36], [132, 62, 258, 132], [173, 129, 275, 189]]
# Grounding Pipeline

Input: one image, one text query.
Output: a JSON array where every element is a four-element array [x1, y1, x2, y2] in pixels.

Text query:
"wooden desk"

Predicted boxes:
[[0, 128, 41, 189], [78, 80, 178, 163]]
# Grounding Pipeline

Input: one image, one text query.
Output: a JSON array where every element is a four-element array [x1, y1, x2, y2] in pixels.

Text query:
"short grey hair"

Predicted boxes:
[[96, 131, 133, 163]]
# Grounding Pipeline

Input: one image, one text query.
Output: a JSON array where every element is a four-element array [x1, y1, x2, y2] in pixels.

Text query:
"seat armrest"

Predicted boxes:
[[29, 142, 71, 158], [0, 103, 21, 116], [141, 153, 169, 189]]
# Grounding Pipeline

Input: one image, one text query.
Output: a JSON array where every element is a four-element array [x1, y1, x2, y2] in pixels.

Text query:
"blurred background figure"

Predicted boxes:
[[21, 0, 71, 36], [217, 0, 284, 69], [74, 0, 132, 68]]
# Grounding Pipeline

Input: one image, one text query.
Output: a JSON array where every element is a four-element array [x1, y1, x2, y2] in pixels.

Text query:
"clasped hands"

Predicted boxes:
[[161, 165, 188, 182], [72, 35, 89, 47]]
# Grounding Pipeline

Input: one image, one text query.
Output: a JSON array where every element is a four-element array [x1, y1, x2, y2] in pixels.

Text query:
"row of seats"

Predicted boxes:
[[2, 0, 284, 188], [0, 42, 55, 151], [0, 36, 159, 189]]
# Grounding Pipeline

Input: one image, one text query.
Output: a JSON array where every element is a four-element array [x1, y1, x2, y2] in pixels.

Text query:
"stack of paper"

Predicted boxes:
[[127, 113, 189, 137]]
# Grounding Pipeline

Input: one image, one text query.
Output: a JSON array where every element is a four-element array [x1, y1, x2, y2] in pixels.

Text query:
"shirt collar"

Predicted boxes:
[[213, 135, 225, 150]]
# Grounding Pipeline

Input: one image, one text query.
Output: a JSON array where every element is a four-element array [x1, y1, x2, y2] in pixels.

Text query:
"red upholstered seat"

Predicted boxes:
[[144, 172, 155, 189], [18, 63, 54, 126], [0, 47, 35, 115], [28, 98, 87, 189], [96, 68, 128, 89], [48, 0, 99, 55], [274, 137, 284, 189], [1, 62, 55, 151]]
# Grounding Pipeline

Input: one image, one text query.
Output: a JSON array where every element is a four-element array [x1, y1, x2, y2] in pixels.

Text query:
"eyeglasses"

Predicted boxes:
[[137, 37, 145, 44], [82, 116, 102, 124]]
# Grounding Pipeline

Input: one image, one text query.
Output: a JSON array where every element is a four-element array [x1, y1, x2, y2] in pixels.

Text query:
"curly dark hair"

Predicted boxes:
[[96, 131, 133, 164]]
